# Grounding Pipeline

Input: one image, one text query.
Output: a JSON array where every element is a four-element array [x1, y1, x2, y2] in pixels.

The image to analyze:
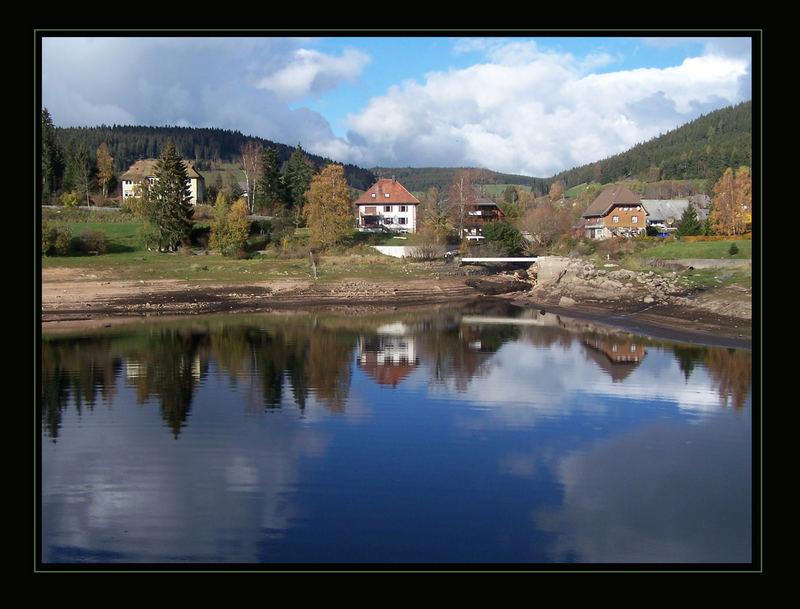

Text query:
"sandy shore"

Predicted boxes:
[[39, 266, 753, 349]]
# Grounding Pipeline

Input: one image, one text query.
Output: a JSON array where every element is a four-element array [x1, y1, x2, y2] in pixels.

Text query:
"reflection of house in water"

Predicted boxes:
[[125, 355, 205, 381], [583, 337, 646, 382], [357, 323, 419, 388]]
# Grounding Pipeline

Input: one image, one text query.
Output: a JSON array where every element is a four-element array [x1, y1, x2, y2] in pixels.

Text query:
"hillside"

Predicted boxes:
[[52, 101, 751, 196], [551, 101, 752, 190]]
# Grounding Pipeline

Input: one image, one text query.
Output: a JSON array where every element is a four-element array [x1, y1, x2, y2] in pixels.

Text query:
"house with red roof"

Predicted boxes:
[[355, 176, 420, 233]]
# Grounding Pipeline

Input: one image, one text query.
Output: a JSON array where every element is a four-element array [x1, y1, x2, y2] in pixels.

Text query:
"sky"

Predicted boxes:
[[39, 31, 754, 178]]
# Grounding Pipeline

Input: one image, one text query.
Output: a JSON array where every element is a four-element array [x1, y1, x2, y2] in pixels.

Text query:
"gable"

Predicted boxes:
[[583, 184, 641, 218], [356, 178, 420, 206]]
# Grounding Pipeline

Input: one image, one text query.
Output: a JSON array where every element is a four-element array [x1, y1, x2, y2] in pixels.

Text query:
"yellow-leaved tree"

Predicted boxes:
[[710, 167, 752, 236], [210, 198, 251, 257], [303, 164, 353, 249]]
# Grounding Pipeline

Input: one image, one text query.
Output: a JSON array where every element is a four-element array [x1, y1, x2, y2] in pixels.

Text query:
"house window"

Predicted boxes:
[[612, 215, 619, 223], [632, 216, 638, 223], [400, 205, 407, 212], [385, 193, 390, 198], [384, 205, 392, 212], [398, 217, 407, 225]]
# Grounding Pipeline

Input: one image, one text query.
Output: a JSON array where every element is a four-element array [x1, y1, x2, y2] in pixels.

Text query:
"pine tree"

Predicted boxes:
[[41, 108, 64, 202], [256, 147, 285, 213], [675, 205, 704, 237], [286, 143, 314, 225], [145, 141, 194, 251]]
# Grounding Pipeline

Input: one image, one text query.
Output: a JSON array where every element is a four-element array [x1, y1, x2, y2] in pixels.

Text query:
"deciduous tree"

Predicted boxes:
[[210, 198, 250, 257], [239, 140, 262, 214], [709, 166, 751, 236], [303, 164, 353, 249], [446, 170, 476, 238], [96, 142, 114, 199]]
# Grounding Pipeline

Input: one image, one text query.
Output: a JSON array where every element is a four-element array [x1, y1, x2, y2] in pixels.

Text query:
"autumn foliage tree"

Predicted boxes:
[[210, 198, 251, 257], [96, 142, 114, 199], [303, 164, 353, 249], [709, 166, 752, 236]]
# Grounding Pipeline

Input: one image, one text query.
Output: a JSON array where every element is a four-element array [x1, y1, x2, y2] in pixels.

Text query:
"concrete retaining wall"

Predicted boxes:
[[372, 245, 447, 258]]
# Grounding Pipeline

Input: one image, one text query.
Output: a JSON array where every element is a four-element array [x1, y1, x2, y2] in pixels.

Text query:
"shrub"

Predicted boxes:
[[41, 222, 73, 256], [77, 228, 110, 254], [481, 221, 523, 255]]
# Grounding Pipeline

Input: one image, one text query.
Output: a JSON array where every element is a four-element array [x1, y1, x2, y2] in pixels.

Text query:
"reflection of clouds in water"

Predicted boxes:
[[42, 377, 331, 563], [534, 419, 752, 563], [425, 338, 728, 426]]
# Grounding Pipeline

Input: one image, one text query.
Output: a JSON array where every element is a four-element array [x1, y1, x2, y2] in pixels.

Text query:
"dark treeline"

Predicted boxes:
[[53, 124, 378, 192], [370, 166, 549, 195]]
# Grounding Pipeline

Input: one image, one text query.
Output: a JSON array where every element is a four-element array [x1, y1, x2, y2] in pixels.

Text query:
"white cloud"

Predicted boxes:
[[40, 36, 751, 177], [255, 47, 371, 101], [338, 40, 750, 175]]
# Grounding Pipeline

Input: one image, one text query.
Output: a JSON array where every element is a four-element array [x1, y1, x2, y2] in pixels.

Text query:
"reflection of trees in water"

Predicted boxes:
[[40, 337, 122, 441], [705, 348, 752, 410], [40, 319, 360, 440], [39, 311, 753, 441], [128, 328, 210, 438], [672, 344, 752, 409]]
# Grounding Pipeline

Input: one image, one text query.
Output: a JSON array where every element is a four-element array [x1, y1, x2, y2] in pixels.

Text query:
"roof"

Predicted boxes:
[[582, 184, 641, 218], [355, 178, 420, 205], [641, 199, 708, 222], [120, 159, 203, 181]]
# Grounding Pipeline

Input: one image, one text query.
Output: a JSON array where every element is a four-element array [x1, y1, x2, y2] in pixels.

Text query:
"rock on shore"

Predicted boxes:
[[504, 256, 752, 322]]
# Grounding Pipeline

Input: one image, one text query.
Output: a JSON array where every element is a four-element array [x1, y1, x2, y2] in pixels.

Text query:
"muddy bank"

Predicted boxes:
[[39, 262, 753, 349]]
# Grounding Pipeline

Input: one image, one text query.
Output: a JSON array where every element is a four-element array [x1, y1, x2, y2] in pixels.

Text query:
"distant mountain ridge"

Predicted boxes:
[[54, 100, 751, 196]]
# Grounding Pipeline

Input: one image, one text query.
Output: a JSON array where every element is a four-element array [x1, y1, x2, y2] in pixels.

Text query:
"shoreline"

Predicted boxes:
[[40, 270, 753, 349]]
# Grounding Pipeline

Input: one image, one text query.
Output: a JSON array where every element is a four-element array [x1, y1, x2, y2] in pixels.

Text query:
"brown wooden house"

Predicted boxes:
[[580, 184, 646, 240]]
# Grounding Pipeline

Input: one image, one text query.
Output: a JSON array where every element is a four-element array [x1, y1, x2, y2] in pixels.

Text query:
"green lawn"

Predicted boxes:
[[629, 238, 752, 260], [40, 220, 424, 284]]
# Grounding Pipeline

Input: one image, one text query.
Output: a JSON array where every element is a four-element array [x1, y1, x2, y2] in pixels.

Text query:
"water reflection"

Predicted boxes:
[[39, 304, 753, 565]]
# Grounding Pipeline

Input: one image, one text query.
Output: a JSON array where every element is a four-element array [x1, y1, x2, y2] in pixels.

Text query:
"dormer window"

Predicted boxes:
[[384, 193, 390, 198]]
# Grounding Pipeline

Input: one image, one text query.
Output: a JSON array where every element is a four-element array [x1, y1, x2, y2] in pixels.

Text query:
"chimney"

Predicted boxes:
[[391, 175, 396, 184]]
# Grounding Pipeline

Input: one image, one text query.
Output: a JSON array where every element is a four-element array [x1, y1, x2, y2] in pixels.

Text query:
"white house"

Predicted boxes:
[[120, 159, 206, 205], [355, 177, 420, 233]]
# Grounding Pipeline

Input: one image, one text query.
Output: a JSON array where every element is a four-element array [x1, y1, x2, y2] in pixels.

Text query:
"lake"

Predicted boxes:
[[38, 303, 755, 570]]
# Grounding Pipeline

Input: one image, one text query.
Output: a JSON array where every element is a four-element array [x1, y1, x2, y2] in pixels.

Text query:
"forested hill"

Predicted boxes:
[[551, 101, 752, 190], [53, 125, 379, 191], [53, 100, 751, 195]]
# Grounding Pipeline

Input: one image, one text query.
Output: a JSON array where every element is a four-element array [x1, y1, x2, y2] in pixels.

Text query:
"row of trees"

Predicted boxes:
[[41, 109, 117, 207]]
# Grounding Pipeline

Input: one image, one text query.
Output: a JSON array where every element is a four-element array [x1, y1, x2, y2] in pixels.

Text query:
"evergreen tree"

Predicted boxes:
[[139, 141, 194, 251], [41, 108, 64, 202], [675, 205, 704, 237], [286, 143, 314, 224], [256, 147, 285, 213]]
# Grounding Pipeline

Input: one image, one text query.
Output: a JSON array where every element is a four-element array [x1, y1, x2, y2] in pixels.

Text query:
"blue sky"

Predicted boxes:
[[39, 32, 753, 177]]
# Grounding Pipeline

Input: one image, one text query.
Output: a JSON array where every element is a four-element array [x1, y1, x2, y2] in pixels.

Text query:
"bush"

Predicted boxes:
[[77, 228, 110, 254], [480, 221, 523, 255], [41, 222, 73, 256]]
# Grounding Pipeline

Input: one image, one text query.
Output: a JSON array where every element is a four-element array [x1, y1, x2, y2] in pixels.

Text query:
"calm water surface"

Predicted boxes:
[[39, 304, 754, 567]]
